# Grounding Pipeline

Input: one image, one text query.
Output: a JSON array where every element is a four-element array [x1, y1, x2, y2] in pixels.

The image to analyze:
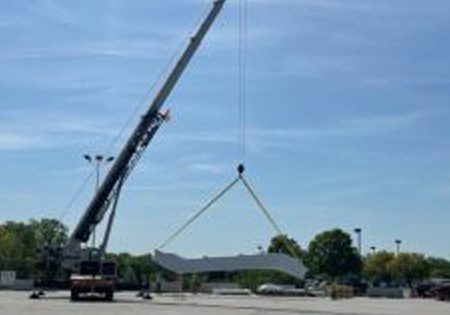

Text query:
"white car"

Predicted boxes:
[[257, 284, 284, 294]]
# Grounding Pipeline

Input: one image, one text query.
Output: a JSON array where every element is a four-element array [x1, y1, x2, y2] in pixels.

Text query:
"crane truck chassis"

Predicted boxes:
[[70, 276, 114, 301], [69, 253, 117, 301]]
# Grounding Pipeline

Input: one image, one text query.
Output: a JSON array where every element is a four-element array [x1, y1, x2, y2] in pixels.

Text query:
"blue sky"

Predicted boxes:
[[1, 0, 450, 259]]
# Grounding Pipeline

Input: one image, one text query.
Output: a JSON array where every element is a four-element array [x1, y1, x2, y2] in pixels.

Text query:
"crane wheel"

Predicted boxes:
[[70, 290, 79, 301], [105, 290, 114, 301], [29, 292, 40, 299]]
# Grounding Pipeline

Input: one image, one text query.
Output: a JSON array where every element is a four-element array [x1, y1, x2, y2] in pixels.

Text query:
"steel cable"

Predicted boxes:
[[158, 176, 240, 250]]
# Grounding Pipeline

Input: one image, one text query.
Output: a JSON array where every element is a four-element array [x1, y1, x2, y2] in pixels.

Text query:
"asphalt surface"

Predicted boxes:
[[1, 291, 449, 315]]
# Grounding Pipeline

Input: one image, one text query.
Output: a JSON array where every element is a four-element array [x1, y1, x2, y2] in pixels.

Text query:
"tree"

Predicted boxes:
[[30, 219, 69, 280], [0, 221, 38, 277], [306, 229, 361, 279], [364, 251, 395, 285], [30, 218, 68, 248], [0, 226, 16, 268], [130, 254, 155, 284], [0, 218, 68, 279], [427, 257, 450, 278], [268, 234, 304, 259], [389, 253, 430, 288], [232, 235, 306, 290]]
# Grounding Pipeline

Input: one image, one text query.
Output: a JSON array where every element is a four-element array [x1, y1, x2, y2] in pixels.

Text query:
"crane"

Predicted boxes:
[[34, 0, 227, 301]]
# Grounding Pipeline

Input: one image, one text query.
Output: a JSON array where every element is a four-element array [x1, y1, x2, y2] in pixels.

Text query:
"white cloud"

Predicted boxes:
[[253, 110, 435, 142], [0, 133, 48, 151], [159, 109, 437, 156], [0, 15, 23, 29], [29, 0, 78, 27], [0, 109, 119, 151], [0, 39, 174, 61], [189, 162, 227, 175], [0, 106, 432, 154], [165, 131, 235, 145]]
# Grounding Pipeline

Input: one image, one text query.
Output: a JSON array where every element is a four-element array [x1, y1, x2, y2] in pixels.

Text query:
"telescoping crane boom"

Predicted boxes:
[[36, 0, 227, 301]]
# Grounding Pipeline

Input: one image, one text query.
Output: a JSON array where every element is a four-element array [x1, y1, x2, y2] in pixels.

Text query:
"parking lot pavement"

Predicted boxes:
[[1, 291, 449, 315]]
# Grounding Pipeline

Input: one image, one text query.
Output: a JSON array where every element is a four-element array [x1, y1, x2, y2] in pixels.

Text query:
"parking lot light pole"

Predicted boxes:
[[395, 239, 402, 255], [83, 154, 115, 247], [354, 228, 362, 256]]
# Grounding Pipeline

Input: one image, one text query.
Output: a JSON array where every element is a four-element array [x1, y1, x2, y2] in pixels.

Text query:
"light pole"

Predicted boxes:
[[83, 154, 115, 247], [370, 246, 376, 254], [354, 228, 362, 256], [257, 245, 264, 254], [395, 239, 402, 255]]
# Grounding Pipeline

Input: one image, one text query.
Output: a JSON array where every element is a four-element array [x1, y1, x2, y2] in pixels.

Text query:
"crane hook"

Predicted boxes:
[[237, 164, 245, 176]]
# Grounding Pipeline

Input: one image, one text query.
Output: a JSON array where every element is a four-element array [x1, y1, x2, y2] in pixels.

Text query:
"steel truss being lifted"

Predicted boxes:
[[156, 164, 305, 278]]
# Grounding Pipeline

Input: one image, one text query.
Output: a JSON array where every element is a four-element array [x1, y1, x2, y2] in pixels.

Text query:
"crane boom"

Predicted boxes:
[[30, 1, 227, 301], [68, 0, 226, 249]]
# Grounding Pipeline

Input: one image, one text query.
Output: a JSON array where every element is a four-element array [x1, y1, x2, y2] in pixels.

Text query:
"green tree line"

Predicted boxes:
[[0, 219, 67, 278], [1, 219, 449, 289]]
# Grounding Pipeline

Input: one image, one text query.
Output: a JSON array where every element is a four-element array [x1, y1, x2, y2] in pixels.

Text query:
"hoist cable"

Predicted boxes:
[[156, 1, 299, 262], [239, 176, 283, 236], [59, 169, 96, 222], [240, 176, 303, 262], [157, 176, 241, 250], [242, 0, 248, 160], [237, 0, 248, 162], [158, 168, 301, 264]]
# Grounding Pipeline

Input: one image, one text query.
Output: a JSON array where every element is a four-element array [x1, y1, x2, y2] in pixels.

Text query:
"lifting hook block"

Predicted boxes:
[[237, 164, 245, 176]]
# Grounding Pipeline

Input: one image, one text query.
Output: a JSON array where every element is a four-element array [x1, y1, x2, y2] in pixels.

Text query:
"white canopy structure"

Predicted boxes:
[[154, 251, 307, 280]]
